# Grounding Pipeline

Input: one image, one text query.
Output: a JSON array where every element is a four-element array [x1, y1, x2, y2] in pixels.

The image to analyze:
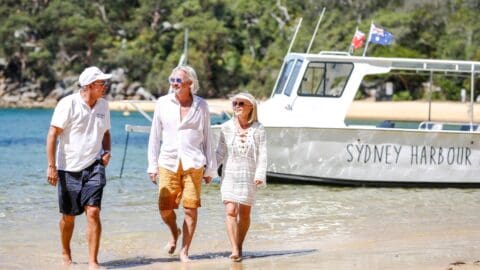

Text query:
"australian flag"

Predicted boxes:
[[368, 23, 394, 45]]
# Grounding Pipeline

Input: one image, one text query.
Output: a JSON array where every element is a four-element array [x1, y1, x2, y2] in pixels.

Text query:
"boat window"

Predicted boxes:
[[284, 60, 303, 96], [298, 62, 353, 97], [274, 60, 295, 94]]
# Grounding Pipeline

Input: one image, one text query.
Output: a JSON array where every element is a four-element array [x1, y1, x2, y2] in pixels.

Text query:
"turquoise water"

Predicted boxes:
[[1, 108, 480, 270], [0, 108, 150, 178]]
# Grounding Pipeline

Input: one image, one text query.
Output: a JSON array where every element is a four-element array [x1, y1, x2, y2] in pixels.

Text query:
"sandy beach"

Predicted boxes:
[[109, 99, 480, 123], [346, 100, 480, 122]]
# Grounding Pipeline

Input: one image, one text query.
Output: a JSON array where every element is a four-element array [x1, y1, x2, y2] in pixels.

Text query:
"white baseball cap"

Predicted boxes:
[[78, 66, 112, 87]]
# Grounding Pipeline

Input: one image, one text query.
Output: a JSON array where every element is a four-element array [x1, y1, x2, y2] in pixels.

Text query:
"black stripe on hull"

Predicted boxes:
[[267, 172, 480, 188]]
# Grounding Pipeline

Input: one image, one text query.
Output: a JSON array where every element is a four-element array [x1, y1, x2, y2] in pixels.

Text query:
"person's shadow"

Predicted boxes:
[[100, 248, 318, 269]]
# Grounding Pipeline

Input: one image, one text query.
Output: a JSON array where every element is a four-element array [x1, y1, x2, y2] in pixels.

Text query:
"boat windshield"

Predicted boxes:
[[274, 59, 294, 95], [274, 59, 303, 96], [298, 62, 353, 97]]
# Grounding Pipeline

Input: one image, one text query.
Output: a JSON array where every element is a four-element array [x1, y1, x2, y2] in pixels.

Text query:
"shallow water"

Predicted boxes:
[[1, 108, 480, 269]]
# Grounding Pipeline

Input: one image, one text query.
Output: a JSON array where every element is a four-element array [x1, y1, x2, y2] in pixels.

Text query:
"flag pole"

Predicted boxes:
[[362, 21, 373, 57]]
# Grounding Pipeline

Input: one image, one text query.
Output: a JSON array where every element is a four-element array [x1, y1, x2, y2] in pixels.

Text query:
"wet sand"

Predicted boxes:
[[110, 99, 480, 123], [3, 184, 480, 270]]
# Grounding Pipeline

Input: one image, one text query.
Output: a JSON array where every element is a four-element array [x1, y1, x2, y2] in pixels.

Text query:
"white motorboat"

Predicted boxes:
[[118, 52, 480, 186], [119, 16, 480, 186], [255, 50, 480, 187]]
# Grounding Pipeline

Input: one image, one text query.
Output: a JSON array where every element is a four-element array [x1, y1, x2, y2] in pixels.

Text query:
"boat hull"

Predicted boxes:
[[259, 126, 480, 186]]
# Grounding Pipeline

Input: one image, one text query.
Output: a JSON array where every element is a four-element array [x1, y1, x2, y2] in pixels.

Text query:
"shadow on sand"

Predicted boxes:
[[101, 249, 317, 269]]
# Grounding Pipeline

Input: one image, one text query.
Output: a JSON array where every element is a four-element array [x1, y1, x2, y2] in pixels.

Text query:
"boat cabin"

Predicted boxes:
[[259, 51, 480, 131]]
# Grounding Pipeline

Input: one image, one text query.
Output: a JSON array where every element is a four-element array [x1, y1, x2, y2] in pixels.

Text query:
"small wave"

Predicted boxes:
[[0, 137, 45, 146]]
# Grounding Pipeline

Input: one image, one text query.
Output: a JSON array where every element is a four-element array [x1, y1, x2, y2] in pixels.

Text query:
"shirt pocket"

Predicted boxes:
[[94, 112, 107, 132]]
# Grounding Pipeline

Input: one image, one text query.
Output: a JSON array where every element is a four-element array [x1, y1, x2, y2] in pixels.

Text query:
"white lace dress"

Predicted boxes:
[[216, 119, 267, 206]]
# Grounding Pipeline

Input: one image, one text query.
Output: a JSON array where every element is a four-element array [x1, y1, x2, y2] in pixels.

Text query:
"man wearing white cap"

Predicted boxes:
[[46, 66, 112, 269]]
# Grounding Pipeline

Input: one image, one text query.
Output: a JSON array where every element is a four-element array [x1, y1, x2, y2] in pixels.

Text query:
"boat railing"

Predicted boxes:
[[125, 124, 150, 133], [418, 121, 479, 132], [318, 51, 351, 56]]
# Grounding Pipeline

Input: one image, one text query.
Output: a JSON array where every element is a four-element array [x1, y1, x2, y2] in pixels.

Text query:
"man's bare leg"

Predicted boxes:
[[179, 208, 197, 262], [85, 205, 101, 270], [160, 209, 180, 254], [225, 202, 240, 260], [60, 215, 75, 265], [237, 204, 251, 258]]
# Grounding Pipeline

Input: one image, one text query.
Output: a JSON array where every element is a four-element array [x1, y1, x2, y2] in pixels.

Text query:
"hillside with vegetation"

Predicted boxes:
[[1, 0, 480, 106]]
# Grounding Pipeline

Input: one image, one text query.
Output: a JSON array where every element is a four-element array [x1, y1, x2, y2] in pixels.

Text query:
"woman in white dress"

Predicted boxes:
[[216, 92, 267, 262]]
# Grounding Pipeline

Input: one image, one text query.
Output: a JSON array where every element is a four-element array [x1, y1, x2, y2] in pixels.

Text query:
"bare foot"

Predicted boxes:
[[229, 246, 241, 261], [88, 262, 105, 270], [179, 251, 191, 263], [165, 228, 181, 255], [229, 253, 242, 262], [62, 252, 72, 265]]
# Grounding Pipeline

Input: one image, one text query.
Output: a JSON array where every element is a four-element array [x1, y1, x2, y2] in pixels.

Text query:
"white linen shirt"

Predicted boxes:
[[51, 92, 110, 172], [147, 93, 218, 178]]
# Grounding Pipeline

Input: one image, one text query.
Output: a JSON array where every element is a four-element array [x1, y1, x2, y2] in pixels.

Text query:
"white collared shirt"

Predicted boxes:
[[51, 92, 110, 172], [147, 93, 218, 178]]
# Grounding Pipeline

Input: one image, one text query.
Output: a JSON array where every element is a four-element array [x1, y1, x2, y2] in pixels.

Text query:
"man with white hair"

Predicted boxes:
[[147, 65, 217, 262], [46, 66, 112, 269]]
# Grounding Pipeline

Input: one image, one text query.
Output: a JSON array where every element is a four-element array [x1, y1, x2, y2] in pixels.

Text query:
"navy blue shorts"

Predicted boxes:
[[57, 160, 106, 216]]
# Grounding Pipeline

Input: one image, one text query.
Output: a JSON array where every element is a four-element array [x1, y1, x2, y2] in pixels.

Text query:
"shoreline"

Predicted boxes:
[[109, 99, 480, 123], [3, 99, 480, 123]]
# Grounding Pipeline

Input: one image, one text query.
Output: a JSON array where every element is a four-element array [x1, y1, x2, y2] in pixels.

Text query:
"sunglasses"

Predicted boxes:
[[169, 77, 183, 84], [232, 101, 249, 107], [93, 81, 108, 87]]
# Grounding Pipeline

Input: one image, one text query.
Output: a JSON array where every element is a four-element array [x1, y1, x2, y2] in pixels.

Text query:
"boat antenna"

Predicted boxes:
[[306, 7, 326, 54], [470, 64, 475, 129], [178, 28, 189, 66], [184, 28, 188, 64], [287, 17, 303, 54]]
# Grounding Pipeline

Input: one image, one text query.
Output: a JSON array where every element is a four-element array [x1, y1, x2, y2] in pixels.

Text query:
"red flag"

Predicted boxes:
[[351, 30, 366, 49]]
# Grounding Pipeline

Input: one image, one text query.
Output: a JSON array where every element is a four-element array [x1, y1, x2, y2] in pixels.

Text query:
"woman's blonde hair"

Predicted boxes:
[[171, 65, 199, 94], [232, 92, 258, 124]]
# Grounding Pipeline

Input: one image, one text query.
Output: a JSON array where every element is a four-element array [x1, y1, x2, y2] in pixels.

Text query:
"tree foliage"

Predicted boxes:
[[1, 0, 480, 99]]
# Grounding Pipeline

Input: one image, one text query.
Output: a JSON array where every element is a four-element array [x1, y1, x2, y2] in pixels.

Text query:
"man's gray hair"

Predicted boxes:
[[171, 65, 199, 94]]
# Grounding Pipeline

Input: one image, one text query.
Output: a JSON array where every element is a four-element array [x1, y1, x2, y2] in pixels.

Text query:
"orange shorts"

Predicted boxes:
[[158, 162, 204, 210]]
